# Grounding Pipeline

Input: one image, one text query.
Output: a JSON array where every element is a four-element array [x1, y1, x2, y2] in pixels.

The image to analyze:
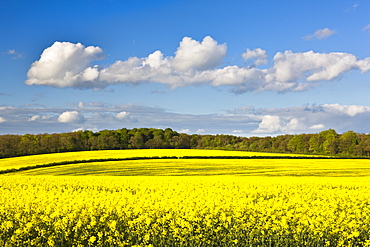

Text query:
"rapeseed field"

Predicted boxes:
[[8, 158, 370, 176], [1, 150, 370, 246], [1, 176, 370, 246], [0, 149, 299, 171]]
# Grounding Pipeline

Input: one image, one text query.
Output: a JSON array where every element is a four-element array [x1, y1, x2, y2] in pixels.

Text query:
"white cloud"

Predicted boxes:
[[356, 57, 370, 73], [242, 48, 268, 66], [28, 115, 49, 121], [247, 103, 370, 135], [196, 129, 206, 133], [283, 118, 303, 132], [310, 124, 325, 130], [322, 104, 370, 117], [25, 36, 370, 94], [99, 36, 228, 89], [72, 127, 100, 132], [303, 28, 336, 40], [116, 111, 130, 120], [172, 36, 227, 71], [82, 66, 100, 81], [251, 111, 322, 134], [0, 106, 15, 111], [252, 115, 282, 134], [1, 102, 370, 136], [272, 50, 359, 82], [26, 42, 105, 88], [58, 111, 84, 123], [179, 128, 191, 134], [252, 116, 305, 134]]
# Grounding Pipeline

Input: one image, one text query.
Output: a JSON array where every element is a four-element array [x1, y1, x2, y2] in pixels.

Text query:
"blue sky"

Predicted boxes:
[[1, 0, 370, 136]]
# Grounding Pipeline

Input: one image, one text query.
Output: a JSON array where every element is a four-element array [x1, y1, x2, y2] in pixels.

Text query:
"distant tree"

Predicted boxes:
[[76, 130, 94, 150], [2, 127, 370, 158], [59, 133, 78, 152], [357, 134, 370, 157], [308, 134, 322, 154], [249, 137, 261, 152], [197, 135, 212, 148], [320, 129, 338, 155], [0, 135, 21, 157], [364, 134, 370, 157], [115, 128, 129, 149], [338, 131, 359, 156], [163, 128, 177, 147], [259, 137, 272, 152], [272, 135, 292, 153], [36, 134, 55, 154], [18, 134, 38, 155], [288, 134, 305, 153], [129, 132, 145, 149], [189, 134, 200, 148], [96, 130, 120, 150], [178, 133, 190, 149], [145, 135, 165, 149]]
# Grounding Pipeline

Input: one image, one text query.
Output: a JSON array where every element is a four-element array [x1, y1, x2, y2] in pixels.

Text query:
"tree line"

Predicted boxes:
[[0, 128, 370, 158]]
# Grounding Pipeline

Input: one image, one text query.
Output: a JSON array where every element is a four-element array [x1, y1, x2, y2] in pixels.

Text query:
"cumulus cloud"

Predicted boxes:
[[303, 28, 336, 40], [26, 42, 105, 88], [252, 115, 313, 134], [310, 124, 325, 130], [252, 115, 282, 134], [25, 36, 370, 93], [58, 111, 85, 123], [322, 104, 370, 117], [271, 50, 361, 82], [116, 111, 130, 120], [242, 48, 268, 67], [196, 129, 206, 133], [0, 117, 6, 123], [28, 115, 49, 121], [172, 36, 227, 71], [179, 129, 191, 134]]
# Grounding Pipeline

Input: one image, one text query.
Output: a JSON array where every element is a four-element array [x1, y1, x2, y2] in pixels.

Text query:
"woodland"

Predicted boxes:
[[0, 128, 370, 158]]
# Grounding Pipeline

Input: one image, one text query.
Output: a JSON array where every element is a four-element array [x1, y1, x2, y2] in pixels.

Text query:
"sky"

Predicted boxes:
[[1, 0, 370, 136]]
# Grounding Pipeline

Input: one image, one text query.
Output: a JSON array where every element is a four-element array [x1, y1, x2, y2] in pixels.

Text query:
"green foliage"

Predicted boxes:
[[1, 128, 370, 158]]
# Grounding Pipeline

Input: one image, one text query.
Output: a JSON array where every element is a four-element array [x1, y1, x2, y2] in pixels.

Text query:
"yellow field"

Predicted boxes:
[[1, 149, 370, 246], [6, 158, 370, 176], [0, 149, 311, 171], [1, 176, 370, 246]]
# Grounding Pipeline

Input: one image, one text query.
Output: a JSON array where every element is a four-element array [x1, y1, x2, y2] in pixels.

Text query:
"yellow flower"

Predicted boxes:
[[88, 236, 96, 244]]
